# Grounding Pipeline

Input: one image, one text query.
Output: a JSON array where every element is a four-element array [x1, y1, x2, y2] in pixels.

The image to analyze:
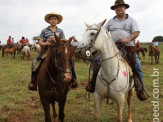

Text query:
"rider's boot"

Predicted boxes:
[[86, 73, 97, 93], [28, 71, 37, 91], [133, 74, 149, 101], [70, 77, 78, 88]]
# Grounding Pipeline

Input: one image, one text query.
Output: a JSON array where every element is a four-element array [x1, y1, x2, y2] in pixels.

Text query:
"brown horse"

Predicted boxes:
[[4, 48, 15, 58], [37, 34, 75, 122], [2, 44, 17, 58], [149, 43, 160, 64], [136, 47, 147, 58]]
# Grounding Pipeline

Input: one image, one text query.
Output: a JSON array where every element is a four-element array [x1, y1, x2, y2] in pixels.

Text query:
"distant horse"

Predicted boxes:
[[21, 46, 31, 60], [37, 34, 75, 122], [2, 44, 17, 58], [77, 20, 134, 122], [4, 48, 15, 59], [136, 47, 147, 58], [32, 43, 41, 53], [149, 43, 160, 64]]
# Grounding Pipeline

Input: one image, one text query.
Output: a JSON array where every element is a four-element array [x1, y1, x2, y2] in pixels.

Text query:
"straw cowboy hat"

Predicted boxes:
[[111, 0, 130, 10], [45, 12, 63, 24]]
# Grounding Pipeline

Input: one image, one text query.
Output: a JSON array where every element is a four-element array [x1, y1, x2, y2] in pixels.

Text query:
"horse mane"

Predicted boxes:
[[101, 26, 119, 55]]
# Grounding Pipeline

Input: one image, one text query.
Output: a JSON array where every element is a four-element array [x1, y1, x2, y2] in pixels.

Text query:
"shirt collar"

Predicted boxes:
[[46, 26, 58, 31], [113, 14, 129, 21]]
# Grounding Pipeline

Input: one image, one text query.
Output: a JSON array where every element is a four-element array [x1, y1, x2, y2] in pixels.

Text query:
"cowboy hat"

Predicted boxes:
[[45, 12, 63, 24], [111, 0, 129, 10]]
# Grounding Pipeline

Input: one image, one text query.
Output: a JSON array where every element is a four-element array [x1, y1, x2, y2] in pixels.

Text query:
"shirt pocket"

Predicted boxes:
[[123, 23, 131, 31]]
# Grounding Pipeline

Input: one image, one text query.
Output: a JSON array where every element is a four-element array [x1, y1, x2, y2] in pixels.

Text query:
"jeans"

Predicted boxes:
[[71, 59, 77, 80], [134, 54, 145, 89]]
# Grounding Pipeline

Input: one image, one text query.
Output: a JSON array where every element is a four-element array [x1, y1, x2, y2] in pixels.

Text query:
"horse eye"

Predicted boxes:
[[90, 33, 95, 36]]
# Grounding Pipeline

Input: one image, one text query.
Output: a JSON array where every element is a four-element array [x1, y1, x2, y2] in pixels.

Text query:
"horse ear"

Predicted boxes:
[[68, 36, 75, 43], [54, 33, 60, 43], [84, 22, 89, 28], [99, 19, 107, 27]]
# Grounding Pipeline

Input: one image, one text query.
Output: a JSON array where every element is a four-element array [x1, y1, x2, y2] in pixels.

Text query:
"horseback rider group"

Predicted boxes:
[[27, 0, 148, 101]]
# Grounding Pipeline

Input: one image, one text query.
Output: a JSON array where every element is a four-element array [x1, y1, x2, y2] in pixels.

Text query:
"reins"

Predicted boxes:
[[43, 41, 73, 92]]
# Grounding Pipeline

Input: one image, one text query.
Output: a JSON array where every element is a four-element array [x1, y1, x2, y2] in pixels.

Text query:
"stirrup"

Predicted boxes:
[[70, 78, 78, 88]]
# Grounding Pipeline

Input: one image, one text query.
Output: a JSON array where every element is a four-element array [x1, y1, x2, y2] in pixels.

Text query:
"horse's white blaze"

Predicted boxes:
[[65, 47, 68, 54], [77, 20, 134, 122]]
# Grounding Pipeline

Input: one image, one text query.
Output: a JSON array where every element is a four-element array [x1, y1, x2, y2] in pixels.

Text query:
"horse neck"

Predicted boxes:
[[99, 35, 120, 76], [45, 46, 57, 72]]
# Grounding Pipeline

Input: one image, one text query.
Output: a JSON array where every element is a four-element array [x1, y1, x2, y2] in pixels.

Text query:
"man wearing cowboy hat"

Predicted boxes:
[[28, 12, 78, 91], [87, 0, 148, 101]]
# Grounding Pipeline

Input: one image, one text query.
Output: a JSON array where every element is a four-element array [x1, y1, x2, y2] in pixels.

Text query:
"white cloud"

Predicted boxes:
[[0, 0, 163, 44]]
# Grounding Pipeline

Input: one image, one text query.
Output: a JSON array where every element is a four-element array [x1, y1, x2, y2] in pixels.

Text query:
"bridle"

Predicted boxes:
[[44, 42, 73, 84], [76, 27, 101, 60], [76, 26, 125, 61]]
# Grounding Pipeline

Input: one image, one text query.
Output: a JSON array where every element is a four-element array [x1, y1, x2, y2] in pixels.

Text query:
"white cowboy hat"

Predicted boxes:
[[44, 12, 63, 24]]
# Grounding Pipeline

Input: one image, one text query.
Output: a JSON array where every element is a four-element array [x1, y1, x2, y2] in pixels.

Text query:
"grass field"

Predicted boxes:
[[0, 43, 162, 122]]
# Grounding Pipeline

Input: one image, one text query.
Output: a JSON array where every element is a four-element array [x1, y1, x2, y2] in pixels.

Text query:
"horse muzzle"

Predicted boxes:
[[63, 72, 72, 82]]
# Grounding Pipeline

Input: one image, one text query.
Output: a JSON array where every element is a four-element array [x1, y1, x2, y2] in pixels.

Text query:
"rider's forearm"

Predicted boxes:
[[128, 31, 139, 41], [38, 39, 46, 46]]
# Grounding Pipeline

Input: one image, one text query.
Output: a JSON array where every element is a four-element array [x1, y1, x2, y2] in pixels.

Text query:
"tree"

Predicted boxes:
[[153, 36, 163, 42], [33, 36, 39, 41]]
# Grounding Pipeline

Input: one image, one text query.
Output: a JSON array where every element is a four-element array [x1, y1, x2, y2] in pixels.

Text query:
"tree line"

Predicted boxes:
[[153, 36, 163, 42]]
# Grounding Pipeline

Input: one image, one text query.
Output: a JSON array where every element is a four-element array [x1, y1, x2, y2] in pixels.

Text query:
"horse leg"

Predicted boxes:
[[157, 54, 160, 64], [94, 92, 102, 122], [58, 98, 66, 122], [116, 95, 125, 122], [40, 97, 51, 122], [127, 89, 134, 122], [2, 50, 4, 57], [51, 102, 58, 122], [142, 51, 145, 58], [14, 50, 16, 58], [151, 56, 153, 64], [154, 55, 157, 64]]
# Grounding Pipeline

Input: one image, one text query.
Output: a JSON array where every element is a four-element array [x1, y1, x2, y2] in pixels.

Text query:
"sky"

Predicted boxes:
[[0, 0, 163, 44]]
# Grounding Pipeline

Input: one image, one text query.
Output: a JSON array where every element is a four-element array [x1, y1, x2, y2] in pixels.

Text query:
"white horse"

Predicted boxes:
[[77, 20, 134, 122], [17, 42, 31, 60], [32, 43, 41, 53], [21, 46, 31, 60]]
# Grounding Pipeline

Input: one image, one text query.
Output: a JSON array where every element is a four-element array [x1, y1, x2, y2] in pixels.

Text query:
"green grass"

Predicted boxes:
[[0, 44, 162, 122]]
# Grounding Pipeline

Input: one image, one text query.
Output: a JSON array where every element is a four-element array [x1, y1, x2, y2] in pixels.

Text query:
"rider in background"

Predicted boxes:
[[7, 36, 12, 48], [19, 37, 28, 46], [72, 38, 79, 48], [19, 37, 29, 50], [12, 38, 14, 43], [136, 40, 140, 48], [152, 38, 160, 52]]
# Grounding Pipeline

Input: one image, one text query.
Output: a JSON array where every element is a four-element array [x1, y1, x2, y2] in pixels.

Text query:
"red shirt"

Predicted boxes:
[[136, 42, 140, 47], [7, 38, 12, 44], [20, 39, 28, 45]]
